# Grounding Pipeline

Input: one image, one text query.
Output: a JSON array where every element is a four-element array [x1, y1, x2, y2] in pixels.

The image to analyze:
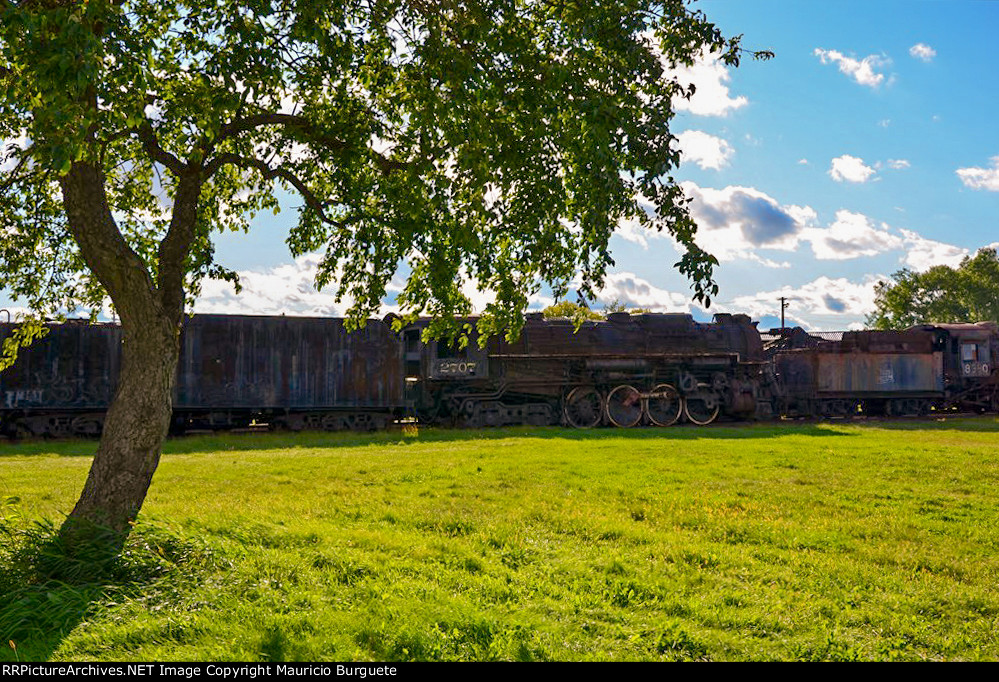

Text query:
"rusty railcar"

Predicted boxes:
[[1, 315, 406, 437], [933, 322, 999, 411], [406, 312, 773, 427], [773, 323, 999, 417]]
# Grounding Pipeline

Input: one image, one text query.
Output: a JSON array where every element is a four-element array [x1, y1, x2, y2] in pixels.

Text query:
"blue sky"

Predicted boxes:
[[604, 0, 999, 329], [198, 0, 999, 330], [5, 1, 997, 331]]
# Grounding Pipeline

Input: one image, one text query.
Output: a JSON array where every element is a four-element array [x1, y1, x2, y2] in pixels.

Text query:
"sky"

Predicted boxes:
[[617, 0, 999, 330], [5, 1, 999, 331]]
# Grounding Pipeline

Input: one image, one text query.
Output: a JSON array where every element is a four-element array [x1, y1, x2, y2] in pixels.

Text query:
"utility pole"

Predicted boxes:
[[779, 297, 789, 329]]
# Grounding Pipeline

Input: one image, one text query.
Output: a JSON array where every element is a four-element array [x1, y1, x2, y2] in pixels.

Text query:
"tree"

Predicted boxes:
[[541, 300, 602, 325], [867, 248, 999, 329], [540, 299, 651, 324], [603, 298, 652, 315], [0, 0, 769, 547]]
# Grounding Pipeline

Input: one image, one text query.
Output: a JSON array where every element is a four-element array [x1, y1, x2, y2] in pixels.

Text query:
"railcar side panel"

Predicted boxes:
[[814, 352, 943, 394], [176, 315, 405, 410], [0, 323, 121, 410]]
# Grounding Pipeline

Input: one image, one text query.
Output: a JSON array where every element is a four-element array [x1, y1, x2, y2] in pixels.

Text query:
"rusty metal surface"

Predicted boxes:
[[176, 315, 405, 409], [0, 322, 121, 410], [778, 348, 944, 397], [490, 312, 764, 363], [1, 316, 405, 414], [814, 352, 943, 394], [929, 322, 997, 339], [837, 329, 939, 354]]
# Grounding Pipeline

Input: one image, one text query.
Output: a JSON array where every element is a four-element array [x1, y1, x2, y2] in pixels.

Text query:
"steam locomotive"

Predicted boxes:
[[0, 312, 996, 438]]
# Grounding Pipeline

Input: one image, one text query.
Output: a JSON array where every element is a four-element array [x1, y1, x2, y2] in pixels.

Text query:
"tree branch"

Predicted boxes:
[[156, 171, 202, 315], [217, 112, 338, 146], [58, 162, 161, 322], [206, 152, 344, 228], [215, 111, 406, 176], [136, 122, 186, 175]]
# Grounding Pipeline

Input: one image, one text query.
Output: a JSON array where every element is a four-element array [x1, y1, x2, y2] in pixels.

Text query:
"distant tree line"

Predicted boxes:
[[867, 248, 999, 329]]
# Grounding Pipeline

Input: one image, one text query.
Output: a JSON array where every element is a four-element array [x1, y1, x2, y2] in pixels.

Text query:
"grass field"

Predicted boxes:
[[2, 418, 999, 662]]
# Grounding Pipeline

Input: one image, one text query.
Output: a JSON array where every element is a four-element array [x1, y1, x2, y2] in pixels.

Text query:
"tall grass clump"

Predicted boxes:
[[0, 496, 219, 661]]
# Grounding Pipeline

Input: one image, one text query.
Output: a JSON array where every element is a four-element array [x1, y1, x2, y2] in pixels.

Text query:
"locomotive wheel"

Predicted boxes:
[[683, 393, 720, 426], [564, 386, 604, 428], [645, 384, 682, 427], [606, 384, 643, 428]]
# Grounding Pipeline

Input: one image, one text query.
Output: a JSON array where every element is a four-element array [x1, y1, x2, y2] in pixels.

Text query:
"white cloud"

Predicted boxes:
[[619, 181, 974, 288], [956, 156, 999, 191], [797, 158, 809, 165], [1, 134, 29, 173], [196, 253, 353, 318], [614, 215, 652, 249], [898, 229, 968, 271], [829, 154, 876, 183], [679, 183, 904, 265], [589, 272, 692, 312], [668, 49, 749, 117], [814, 48, 890, 88], [909, 43, 936, 62], [194, 254, 545, 319], [681, 183, 806, 264], [725, 275, 883, 330], [802, 210, 902, 260], [676, 130, 734, 170], [887, 159, 910, 170]]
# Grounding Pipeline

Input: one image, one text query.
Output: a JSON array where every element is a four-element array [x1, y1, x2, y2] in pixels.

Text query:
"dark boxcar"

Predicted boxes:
[[0, 321, 122, 436], [1, 315, 406, 436], [175, 315, 405, 430]]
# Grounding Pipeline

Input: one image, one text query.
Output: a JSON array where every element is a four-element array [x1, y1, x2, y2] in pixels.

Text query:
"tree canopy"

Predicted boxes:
[[867, 248, 999, 329], [0, 0, 765, 344], [0, 0, 768, 542], [541, 300, 603, 324]]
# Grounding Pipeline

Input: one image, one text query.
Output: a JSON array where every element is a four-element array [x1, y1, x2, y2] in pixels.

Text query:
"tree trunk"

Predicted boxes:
[[56, 161, 192, 551], [62, 312, 179, 539]]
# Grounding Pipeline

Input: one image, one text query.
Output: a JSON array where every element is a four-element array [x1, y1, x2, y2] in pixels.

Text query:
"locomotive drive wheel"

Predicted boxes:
[[606, 384, 643, 428], [683, 392, 720, 426], [645, 383, 682, 427], [564, 386, 603, 428]]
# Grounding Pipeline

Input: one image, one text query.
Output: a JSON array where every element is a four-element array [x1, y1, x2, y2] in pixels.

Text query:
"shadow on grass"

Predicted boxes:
[[0, 440, 98, 458], [158, 422, 866, 454], [4, 415, 999, 459], [0, 515, 213, 661]]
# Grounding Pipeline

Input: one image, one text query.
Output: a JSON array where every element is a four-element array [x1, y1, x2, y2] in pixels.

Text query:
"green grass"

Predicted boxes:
[[2, 418, 999, 661]]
